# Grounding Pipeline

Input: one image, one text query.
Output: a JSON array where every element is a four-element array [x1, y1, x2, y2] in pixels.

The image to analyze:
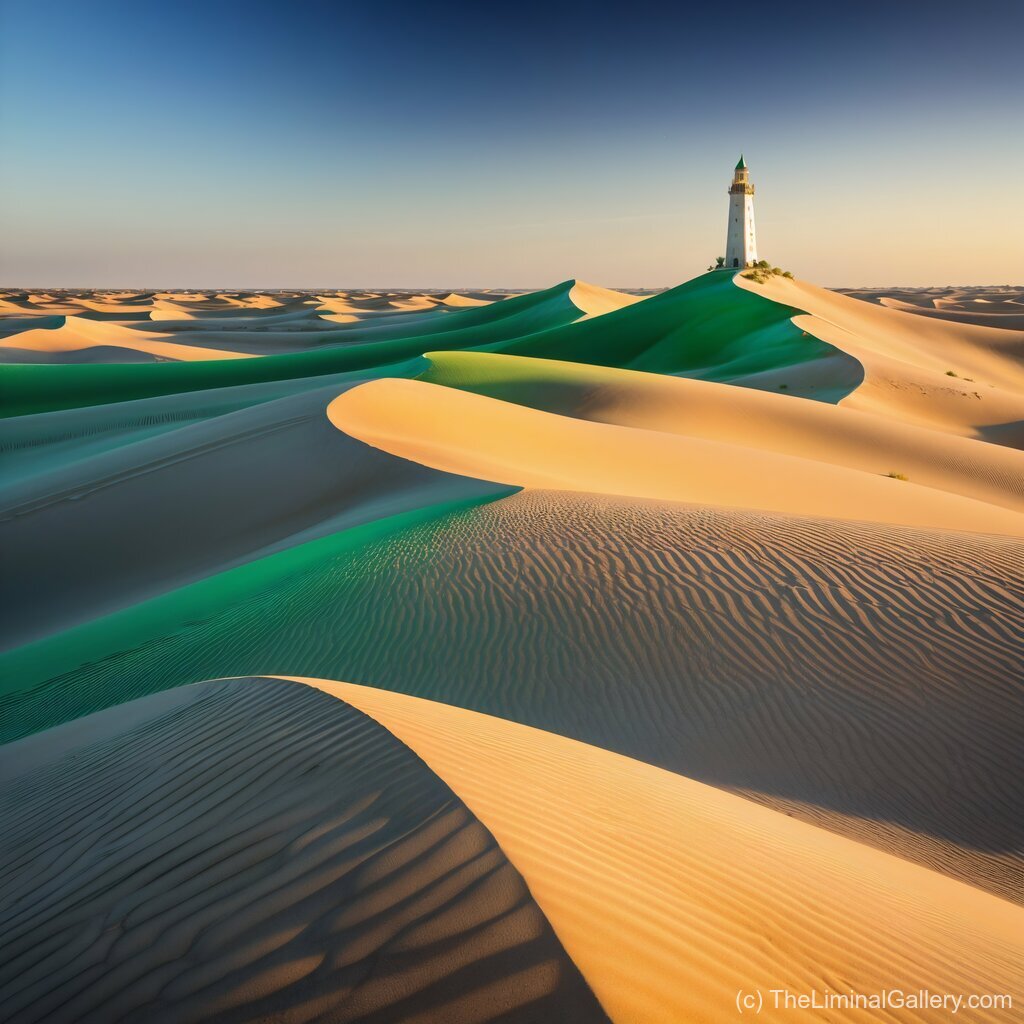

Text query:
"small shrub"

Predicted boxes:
[[886, 472, 908, 481], [742, 261, 793, 282], [945, 370, 958, 377]]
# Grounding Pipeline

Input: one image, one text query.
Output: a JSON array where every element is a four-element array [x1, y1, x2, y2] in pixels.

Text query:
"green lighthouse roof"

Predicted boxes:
[[735, 154, 747, 169]]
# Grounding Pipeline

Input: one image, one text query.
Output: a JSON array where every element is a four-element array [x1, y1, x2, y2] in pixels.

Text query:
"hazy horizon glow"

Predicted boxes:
[[1, 0, 1022, 288]]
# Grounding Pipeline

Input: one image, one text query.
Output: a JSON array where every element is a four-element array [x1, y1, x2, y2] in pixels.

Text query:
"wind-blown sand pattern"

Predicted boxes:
[[2, 491, 1021, 901], [2, 269, 1022, 1021], [0, 677, 606, 1024], [288, 678, 1024, 1024]]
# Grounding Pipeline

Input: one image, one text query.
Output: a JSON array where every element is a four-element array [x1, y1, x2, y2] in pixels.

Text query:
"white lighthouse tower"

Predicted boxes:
[[725, 155, 757, 269]]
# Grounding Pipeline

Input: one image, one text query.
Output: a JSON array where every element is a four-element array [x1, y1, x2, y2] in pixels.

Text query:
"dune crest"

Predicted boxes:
[[0, 677, 607, 1023], [418, 350, 1024, 513], [736, 274, 1024, 441], [1, 316, 255, 363], [285, 677, 1024, 1024], [567, 280, 645, 319], [327, 376, 1024, 535]]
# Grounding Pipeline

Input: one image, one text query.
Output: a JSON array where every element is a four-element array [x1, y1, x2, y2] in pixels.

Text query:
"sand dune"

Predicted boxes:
[[840, 287, 1024, 329], [1, 316, 255, 363], [481, 272, 861, 403], [328, 376, 1024, 534], [0, 281, 633, 372], [418, 350, 1024, 513], [739, 275, 1024, 441], [0, 315, 66, 339], [0, 345, 163, 365], [0, 379, 506, 647], [74, 298, 156, 315], [877, 296, 1024, 330], [566, 281, 644, 318], [289, 677, 1024, 1024], [4, 491, 1020, 902], [0, 363, 417, 487], [437, 292, 493, 307], [143, 309, 326, 329], [0, 676, 605, 1023], [0, 281, 594, 415], [2, 268, 1022, 1020]]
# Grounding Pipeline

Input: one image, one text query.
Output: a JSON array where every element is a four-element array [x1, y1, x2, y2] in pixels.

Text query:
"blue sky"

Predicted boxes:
[[2, 0, 1021, 287]]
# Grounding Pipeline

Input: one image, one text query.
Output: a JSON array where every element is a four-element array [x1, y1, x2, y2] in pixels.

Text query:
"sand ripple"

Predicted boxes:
[[3, 491, 1020, 900], [0, 677, 606, 1023]]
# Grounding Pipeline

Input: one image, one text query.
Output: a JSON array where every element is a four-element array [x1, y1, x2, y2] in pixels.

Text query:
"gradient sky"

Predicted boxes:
[[2, 0, 1022, 288]]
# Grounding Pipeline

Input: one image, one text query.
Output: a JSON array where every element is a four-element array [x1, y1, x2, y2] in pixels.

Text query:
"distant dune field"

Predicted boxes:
[[2, 270, 1021, 1022]]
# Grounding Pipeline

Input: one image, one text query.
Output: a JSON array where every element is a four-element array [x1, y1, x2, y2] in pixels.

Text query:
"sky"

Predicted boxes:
[[1, 0, 1022, 288]]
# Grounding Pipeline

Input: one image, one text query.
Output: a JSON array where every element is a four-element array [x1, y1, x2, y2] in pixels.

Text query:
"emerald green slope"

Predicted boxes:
[[488, 271, 857, 393], [0, 495, 500, 742], [0, 282, 584, 417]]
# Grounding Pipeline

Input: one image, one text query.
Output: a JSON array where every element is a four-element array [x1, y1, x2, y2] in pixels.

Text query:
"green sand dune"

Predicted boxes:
[[0, 379, 509, 647], [0, 270, 875, 737], [487, 270, 859, 398], [0, 273, 857, 417], [0, 496, 493, 739], [0, 283, 585, 417]]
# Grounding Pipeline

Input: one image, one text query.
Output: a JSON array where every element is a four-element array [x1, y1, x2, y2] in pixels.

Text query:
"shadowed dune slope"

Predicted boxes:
[[0, 677, 607, 1024], [293, 679, 1024, 1024], [0, 315, 66, 339], [0, 379, 507, 648], [328, 377, 1024, 535], [418, 350, 1024, 513], [0, 359, 427, 488], [3, 491, 1021, 900]]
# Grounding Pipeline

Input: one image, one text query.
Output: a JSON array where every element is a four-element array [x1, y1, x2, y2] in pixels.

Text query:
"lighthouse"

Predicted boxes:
[[725, 155, 757, 269]]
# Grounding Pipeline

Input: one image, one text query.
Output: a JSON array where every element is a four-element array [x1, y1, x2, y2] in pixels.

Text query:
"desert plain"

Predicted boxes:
[[0, 272, 1022, 1022]]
